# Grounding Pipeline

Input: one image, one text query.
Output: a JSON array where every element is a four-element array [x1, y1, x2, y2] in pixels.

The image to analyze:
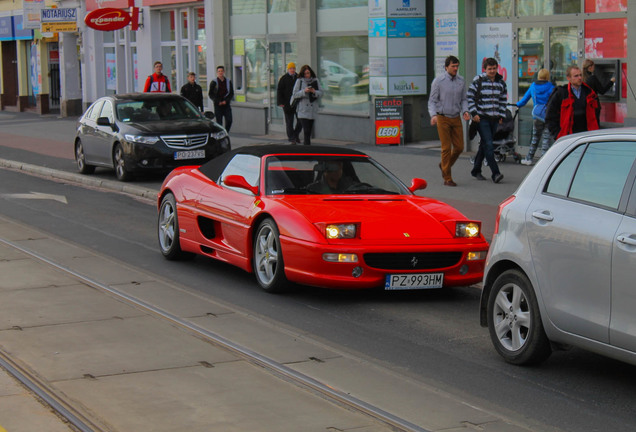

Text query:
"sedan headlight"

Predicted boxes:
[[325, 223, 357, 239], [211, 130, 228, 140], [124, 134, 160, 145], [456, 222, 480, 238]]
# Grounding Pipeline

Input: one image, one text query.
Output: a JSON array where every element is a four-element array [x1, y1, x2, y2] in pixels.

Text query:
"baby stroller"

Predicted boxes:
[[470, 104, 522, 165]]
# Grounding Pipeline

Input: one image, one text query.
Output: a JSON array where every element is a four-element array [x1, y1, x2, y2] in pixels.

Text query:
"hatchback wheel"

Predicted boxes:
[[113, 143, 132, 181], [487, 269, 551, 365], [75, 139, 95, 174], [253, 218, 288, 292]]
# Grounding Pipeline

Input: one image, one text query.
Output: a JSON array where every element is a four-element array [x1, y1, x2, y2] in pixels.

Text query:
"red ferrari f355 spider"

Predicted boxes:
[[157, 145, 489, 292]]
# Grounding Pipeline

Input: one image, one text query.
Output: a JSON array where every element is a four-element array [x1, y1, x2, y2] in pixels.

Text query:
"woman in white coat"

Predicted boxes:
[[290, 65, 322, 145]]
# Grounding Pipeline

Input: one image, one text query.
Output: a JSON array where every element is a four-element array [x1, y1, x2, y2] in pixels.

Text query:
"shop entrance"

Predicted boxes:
[[517, 25, 579, 150], [268, 40, 297, 134], [1, 41, 18, 108]]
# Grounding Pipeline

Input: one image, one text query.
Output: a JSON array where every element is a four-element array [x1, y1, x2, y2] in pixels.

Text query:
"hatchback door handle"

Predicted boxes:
[[617, 235, 636, 246], [532, 211, 554, 222]]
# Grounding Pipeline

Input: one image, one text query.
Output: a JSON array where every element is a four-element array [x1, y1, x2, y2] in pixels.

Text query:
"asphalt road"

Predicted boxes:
[[2, 111, 636, 431]]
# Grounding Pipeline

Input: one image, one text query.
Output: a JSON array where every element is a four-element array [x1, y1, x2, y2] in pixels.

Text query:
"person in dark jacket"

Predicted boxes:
[[516, 68, 555, 165], [208, 66, 234, 132], [277, 62, 302, 144], [545, 65, 600, 140], [467, 57, 507, 184], [582, 59, 615, 96], [180, 72, 204, 111]]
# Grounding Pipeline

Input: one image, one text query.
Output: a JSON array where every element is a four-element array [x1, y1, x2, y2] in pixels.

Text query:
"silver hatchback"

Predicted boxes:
[[480, 129, 636, 365]]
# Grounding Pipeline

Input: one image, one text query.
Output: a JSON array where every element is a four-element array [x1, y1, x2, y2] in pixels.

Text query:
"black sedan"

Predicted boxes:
[[74, 93, 231, 181]]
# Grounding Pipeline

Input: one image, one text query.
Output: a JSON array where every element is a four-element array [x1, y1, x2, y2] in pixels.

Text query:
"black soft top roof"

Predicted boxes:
[[198, 144, 367, 181]]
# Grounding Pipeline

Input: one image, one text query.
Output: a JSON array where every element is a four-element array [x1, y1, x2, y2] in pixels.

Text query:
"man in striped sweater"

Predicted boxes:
[[467, 57, 507, 183]]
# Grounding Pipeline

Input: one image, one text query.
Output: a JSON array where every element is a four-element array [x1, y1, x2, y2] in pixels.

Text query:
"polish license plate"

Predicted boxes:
[[174, 149, 205, 160], [385, 273, 444, 290]]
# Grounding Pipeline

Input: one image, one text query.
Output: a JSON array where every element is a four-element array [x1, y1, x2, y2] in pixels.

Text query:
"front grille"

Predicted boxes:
[[161, 134, 209, 149], [363, 252, 462, 270]]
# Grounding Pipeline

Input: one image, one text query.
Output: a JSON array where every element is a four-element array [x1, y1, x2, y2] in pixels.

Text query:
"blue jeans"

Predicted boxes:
[[471, 118, 501, 179], [214, 104, 233, 133], [526, 118, 552, 159]]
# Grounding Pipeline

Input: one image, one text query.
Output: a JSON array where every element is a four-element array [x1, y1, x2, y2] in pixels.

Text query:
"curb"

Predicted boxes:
[[0, 159, 156, 202]]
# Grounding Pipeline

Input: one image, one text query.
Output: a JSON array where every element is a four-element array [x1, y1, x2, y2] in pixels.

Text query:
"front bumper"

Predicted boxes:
[[280, 237, 488, 290]]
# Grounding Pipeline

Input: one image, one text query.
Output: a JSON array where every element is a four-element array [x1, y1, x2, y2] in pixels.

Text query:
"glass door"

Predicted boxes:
[[516, 25, 579, 151], [268, 40, 297, 132]]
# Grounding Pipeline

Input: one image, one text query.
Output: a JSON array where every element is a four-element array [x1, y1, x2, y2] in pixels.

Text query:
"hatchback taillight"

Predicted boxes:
[[494, 195, 515, 236]]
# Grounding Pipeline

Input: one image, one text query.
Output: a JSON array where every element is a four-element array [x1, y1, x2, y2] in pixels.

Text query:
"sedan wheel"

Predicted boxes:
[[113, 143, 132, 181], [253, 218, 288, 292], [158, 193, 191, 260], [75, 139, 95, 174], [487, 269, 551, 365]]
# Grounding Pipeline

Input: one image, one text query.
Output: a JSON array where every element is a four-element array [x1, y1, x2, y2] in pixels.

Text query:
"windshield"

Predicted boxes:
[[116, 98, 202, 122], [264, 155, 408, 195]]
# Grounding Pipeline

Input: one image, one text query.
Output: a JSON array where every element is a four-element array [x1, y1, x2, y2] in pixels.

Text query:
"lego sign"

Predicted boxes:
[[374, 97, 403, 145]]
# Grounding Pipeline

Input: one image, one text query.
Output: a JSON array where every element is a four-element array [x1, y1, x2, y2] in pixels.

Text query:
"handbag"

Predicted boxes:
[[468, 119, 478, 140], [290, 98, 299, 112]]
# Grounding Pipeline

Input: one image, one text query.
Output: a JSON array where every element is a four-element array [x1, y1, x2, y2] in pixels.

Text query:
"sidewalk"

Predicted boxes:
[[0, 216, 531, 432]]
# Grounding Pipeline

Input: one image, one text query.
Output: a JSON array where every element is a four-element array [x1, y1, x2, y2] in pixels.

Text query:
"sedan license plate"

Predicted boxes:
[[174, 149, 205, 160], [385, 273, 443, 290]]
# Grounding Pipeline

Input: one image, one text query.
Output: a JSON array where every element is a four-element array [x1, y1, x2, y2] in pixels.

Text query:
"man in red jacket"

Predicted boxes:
[[545, 65, 599, 140], [143, 61, 172, 93]]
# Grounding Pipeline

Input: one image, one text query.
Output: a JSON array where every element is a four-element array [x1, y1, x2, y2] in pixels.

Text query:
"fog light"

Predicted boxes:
[[323, 253, 358, 263], [352, 266, 363, 278], [141, 159, 149, 166], [459, 264, 469, 275], [467, 251, 487, 261]]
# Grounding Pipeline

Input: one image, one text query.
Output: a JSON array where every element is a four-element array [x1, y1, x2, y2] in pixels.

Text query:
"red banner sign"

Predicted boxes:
[[85, 8, 131, 31]]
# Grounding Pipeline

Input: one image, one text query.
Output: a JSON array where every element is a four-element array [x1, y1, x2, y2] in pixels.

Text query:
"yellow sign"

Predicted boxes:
[[41, 22, 77, 32]]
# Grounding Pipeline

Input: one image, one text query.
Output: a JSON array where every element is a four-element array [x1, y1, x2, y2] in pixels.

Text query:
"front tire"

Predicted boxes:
[[75, 139, 95, 174], [487, 269, 551, 365], [158, 193, 191, 260], [253, 218, 288, 293], [113, 143, 133, 181]]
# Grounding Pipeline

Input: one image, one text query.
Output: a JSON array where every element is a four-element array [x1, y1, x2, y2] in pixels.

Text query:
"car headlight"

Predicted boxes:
[[124, 134, 160, 145], [325, 223, 357, 239], [456, 222, 480, 238], [211, 130, 228, 140]]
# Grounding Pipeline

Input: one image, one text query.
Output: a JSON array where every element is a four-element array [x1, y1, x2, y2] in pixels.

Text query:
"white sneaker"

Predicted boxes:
[[521, 158, 534, 166]]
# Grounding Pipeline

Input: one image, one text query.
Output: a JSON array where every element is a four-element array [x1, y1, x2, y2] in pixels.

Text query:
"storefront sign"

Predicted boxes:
[[0, 16, 34, 41], [374, 97, 403, 145], [23, 0, 45, 29], [85, 8, 131, 31], [40, 8, 78, 32]]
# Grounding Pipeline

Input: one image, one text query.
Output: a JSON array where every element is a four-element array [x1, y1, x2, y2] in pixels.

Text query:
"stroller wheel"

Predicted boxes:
[[470, 156, 475, 165], [494, 154, 503, 163]]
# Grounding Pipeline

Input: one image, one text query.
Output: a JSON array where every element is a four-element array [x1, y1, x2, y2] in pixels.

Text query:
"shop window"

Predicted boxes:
[[231, 1, 266, 15], [478, 0, 580, 17], [585, 0, 627, 13], [317, 36, 369, 115], [317, 0, 366, 8], [161, 11, 176, 42], [234, 38, 267, 104]]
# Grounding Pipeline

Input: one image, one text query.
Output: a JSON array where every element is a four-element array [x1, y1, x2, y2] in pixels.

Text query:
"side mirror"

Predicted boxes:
[[96, 116, 112, 127], [408, 178, 427, 192], [223, 175, 259, 195], [203, 111, 215, 120]]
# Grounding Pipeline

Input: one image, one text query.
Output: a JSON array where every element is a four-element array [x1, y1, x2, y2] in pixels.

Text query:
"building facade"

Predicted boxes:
[[1, 0, 635, 147]]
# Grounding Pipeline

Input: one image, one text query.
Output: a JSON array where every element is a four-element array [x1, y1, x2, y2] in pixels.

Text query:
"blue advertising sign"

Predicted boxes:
[[387, 18, 426, 38], [0, 16, 34, 41]]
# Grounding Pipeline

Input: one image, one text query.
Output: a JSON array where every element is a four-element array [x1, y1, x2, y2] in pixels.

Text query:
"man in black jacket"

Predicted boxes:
[[180, 72, 204, 111], [208, 66, 234, 132], [277, 62, 302, 144]]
